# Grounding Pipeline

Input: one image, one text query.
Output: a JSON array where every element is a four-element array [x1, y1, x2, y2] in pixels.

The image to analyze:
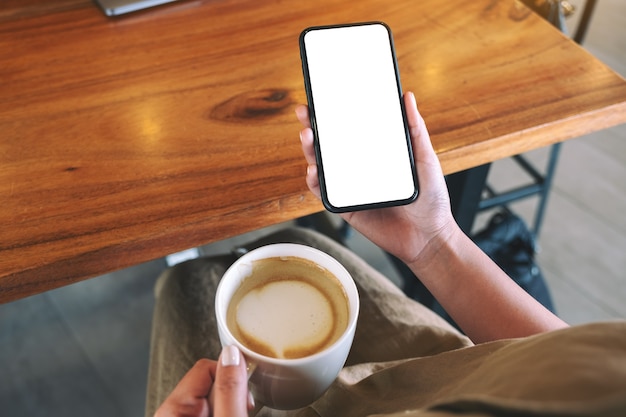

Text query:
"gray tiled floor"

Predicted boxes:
[[1, 1, 624, 416]]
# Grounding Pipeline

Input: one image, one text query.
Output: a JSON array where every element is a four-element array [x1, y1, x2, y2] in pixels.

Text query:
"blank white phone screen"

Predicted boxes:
[[302, 23, 416, 210]]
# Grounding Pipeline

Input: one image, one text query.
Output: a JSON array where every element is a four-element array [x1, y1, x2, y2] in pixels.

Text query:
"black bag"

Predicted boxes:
[[472, 211, 556, 314]]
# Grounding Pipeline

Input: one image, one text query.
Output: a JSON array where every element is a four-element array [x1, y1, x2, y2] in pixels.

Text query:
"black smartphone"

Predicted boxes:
[[299, 22, 418, 213]]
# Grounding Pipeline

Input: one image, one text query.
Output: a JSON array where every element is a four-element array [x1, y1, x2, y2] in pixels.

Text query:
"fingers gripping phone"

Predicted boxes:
[[299, 22, 418, 213]]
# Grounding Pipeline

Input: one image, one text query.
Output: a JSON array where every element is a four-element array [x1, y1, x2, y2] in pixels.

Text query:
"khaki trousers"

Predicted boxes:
[[145, 227, 626, 417]]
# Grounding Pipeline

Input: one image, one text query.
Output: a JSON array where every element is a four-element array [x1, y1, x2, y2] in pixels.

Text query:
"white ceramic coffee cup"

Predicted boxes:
[[215, 243, 359, 410]]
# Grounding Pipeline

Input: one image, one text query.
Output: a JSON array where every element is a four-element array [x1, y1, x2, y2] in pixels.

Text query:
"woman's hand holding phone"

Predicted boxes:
[[296, 91, 458, 269]]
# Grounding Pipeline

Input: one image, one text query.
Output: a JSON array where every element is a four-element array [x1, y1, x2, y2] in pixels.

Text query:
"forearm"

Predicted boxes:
[[406, 224, 568, 343]]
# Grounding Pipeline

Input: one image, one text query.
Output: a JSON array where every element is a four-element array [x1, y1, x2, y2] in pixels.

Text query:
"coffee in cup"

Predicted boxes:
[[226, 256, 349, 360]]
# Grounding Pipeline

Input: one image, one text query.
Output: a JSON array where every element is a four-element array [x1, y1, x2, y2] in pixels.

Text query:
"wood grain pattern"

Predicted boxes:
[[2, 0, 626, 302]]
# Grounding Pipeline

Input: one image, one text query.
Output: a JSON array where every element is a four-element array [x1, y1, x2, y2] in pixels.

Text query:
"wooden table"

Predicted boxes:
[[2, 0, 626, 303]]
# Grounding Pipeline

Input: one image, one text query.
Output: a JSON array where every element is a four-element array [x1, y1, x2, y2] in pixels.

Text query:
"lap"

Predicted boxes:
[[144, 226, 471, 417]]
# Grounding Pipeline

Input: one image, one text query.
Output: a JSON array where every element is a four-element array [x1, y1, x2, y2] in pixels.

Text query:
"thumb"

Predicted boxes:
[[403, 91, 448, 191], [404, 91, 437, 167], [211, 345, 251, 417]]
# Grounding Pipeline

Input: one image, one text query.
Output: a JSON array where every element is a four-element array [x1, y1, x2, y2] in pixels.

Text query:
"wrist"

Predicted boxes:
[[404, 219, 463, 278]]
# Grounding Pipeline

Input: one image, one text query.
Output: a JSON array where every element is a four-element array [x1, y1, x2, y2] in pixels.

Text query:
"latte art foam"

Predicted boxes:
[[236, 280, 333, 359], [227, 256, 349, 359]]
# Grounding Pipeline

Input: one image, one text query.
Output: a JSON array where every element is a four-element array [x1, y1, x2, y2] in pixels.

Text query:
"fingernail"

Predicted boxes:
[[299, 131, 304, 143], [221, 345, 240, 367], [247, 391, 256, 409]]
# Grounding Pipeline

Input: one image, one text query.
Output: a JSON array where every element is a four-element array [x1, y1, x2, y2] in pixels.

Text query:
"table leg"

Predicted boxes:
[[445, 164, 492, 234]]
